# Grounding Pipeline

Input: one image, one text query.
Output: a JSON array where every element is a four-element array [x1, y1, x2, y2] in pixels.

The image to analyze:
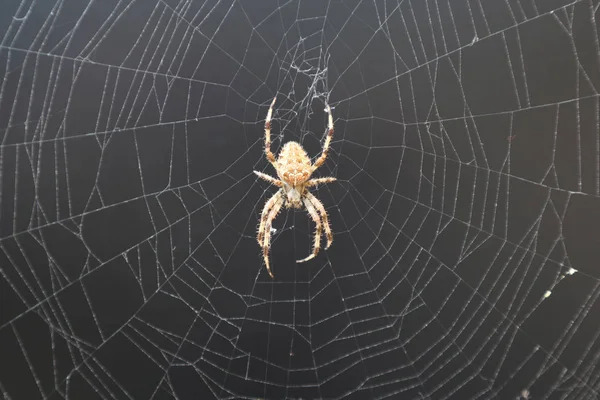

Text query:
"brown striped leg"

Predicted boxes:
[[258, 190, 281, 245], [306, 192, 333, 249], [262, 194, 284, 278], [306, 177, 336, 187], [312, 102, 334, 170], [264, 97, 277, 164], [297, 197, 323, 263]]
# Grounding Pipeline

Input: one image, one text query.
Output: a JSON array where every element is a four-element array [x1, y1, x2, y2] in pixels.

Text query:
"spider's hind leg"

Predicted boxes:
[[257, 191, 278, 245], [297, 197, 323, 263], [306, 192, 333, 250], [258, 190, 284, 278]]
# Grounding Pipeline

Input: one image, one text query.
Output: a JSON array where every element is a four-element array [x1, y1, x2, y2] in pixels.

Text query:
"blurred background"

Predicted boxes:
[[1, 0, 600, 399]]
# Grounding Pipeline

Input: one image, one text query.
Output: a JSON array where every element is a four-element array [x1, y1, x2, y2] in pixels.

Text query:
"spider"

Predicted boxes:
[[254, 97, 336, 278]]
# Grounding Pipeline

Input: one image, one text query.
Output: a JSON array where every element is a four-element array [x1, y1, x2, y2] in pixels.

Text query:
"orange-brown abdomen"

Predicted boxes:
[[276, 141, 312, 185]]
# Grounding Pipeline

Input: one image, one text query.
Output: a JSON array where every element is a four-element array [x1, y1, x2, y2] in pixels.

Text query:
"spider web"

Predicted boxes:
[[1, 0, 600, 399]]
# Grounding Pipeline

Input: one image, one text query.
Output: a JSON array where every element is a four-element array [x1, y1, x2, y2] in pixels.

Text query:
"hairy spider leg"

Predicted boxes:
[[297, 196, 323, 263], [306, 191, 333, 249], [257, 190, 281, 246], [306, 177, 336, 187], [262, 194, 285, 278], [312, 103, 334, 171], [253, 170, 283, 187], [264, 97, 278, 165]]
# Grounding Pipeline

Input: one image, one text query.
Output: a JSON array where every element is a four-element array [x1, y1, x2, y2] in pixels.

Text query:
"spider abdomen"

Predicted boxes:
[[277, 141, 312, 185]]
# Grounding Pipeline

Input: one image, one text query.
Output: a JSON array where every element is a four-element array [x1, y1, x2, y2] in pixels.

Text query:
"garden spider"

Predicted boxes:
[[254, 97, 336, 278]]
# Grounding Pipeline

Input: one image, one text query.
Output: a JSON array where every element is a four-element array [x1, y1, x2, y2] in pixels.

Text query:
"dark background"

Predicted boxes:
[[1, 0, 600, 399]]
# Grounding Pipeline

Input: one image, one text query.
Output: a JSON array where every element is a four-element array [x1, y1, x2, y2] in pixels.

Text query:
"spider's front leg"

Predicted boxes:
[[312, 102, 334, 171], [264, 97, 277, 165]]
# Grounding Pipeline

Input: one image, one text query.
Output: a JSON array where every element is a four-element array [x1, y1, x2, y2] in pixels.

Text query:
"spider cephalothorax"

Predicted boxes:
[[254, 97, 336, 278]]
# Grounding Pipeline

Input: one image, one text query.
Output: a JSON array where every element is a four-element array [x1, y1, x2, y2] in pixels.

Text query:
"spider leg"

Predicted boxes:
[[306, 177, 336, 187], [264, 97, 277, 165], [254, 170, 283, 187], [257, 189, 280, 246], [312, 102, 334, 171], [306, 192, 333, 249], [297, 196, 323, 263], [262, 193, 285, 278]]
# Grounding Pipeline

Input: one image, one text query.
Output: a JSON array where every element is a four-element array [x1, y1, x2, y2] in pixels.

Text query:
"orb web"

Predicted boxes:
[[1, 0, 600, 399]]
